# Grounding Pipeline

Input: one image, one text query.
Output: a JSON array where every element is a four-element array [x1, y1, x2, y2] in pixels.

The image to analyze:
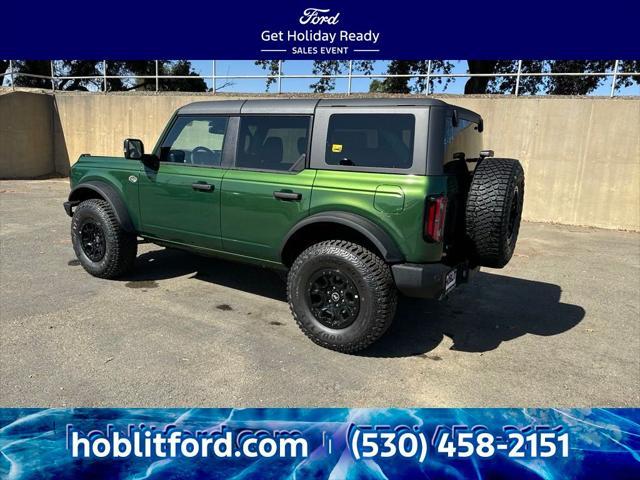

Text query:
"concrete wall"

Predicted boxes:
[[442, 96, 640, 230], [1, 90, 639, 230], [51, 93, 235, 176], [0, 91, 55, 178]]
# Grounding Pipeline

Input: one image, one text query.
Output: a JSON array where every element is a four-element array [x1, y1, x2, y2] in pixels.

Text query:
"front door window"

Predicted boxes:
[[160, 116, 229, 167]]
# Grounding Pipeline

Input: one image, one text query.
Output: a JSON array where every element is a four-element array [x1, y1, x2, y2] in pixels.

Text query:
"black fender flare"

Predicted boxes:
[[67, 181, 135, 233], [280, 211, 404, 264]]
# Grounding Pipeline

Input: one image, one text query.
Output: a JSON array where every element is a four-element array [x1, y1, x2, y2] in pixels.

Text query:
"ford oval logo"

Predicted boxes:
[[299, 8, 340, 25]]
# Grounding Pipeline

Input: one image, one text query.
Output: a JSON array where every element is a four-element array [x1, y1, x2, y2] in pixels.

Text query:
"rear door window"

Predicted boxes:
[[325, 114, 415, 169], [236, 116, 310, 172]]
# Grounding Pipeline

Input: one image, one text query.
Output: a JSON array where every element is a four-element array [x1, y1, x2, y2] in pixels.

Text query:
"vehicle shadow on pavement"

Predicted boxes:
[[360, 272, 586, 358], [121, 247, 288, 301], [122, 249, 585, 358]]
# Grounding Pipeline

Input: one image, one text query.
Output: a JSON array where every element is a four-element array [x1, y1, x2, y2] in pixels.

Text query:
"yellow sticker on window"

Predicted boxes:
[[332, 144, 343, 153]]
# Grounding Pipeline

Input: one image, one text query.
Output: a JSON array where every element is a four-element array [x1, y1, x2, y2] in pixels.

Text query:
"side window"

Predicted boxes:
[[325, 114, 415, 169], [160, 116, 229, 167], [236, 116, 309, 172]]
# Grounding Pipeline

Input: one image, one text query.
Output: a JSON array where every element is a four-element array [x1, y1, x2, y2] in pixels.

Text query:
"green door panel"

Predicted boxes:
[[220, 169, 317, 261], [374, 185, 405, 213], [138, 163, 225, 249], [310, 170, 448, 263]]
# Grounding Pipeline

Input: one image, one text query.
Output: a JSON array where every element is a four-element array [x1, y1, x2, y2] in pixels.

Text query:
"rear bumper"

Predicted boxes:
[[391, 261, 477, 299]]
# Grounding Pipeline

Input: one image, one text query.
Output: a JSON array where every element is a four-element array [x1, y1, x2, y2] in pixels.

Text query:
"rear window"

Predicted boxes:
[[443, 116, 482, 165], [325, 114, 415, 169]]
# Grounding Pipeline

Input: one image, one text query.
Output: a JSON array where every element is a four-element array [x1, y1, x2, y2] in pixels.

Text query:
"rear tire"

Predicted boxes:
[[71, 199, 137, 279], [287, 240, 397, 353], [466, 158, 525, 268]]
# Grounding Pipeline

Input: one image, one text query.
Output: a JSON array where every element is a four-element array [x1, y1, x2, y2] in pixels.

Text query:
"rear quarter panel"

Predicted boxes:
[[310, 170, 448, 263]]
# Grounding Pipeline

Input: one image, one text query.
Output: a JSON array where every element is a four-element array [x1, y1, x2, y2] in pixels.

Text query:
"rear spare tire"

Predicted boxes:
[[465, 158, 524, 268]]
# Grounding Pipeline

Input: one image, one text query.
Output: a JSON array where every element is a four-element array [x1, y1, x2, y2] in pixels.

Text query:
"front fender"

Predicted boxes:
[[67, 180, 135, 233]]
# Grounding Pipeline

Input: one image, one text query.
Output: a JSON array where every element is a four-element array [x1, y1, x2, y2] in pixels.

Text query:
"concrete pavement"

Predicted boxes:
[[1, 179, 638, 407]]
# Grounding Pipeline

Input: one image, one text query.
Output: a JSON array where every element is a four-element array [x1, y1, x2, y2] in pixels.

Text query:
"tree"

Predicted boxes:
[[616, 60, 639, 91], [310, 60, 368, 92], [11, 60, 52, 89], [464, 60, 499, 94], [368, 61, 453, 94], [255, 60, 458, 94], [0, 60, 9, 84], [8, 60, 207, 92], [107, 60, 208, 92], [378, 60, 632, 95], [255, 60, 374, 92], [257, 59, 638, 95], [56, 60, 103, 91], [484, 60, 620, 95]]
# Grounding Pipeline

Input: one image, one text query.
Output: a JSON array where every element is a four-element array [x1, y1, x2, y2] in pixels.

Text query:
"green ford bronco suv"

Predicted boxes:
[[64, 98, 524, 352]]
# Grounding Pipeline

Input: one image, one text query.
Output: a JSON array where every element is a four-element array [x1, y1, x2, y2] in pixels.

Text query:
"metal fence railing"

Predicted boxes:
[[1, 60, 638, 97]]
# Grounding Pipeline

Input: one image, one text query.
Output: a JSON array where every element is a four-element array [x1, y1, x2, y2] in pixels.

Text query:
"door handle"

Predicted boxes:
[[273, 191, 302, 201], [192, 182, 214, 191]]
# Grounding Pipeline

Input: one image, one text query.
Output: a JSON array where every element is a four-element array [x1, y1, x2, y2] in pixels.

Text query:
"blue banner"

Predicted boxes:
[[1, 408, 638, 479], [2, 1, 639, 58]]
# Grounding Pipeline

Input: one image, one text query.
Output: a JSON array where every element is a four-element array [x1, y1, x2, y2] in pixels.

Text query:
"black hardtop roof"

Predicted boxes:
[[182, 98, 447, 113], [177, 98, 481, 122]]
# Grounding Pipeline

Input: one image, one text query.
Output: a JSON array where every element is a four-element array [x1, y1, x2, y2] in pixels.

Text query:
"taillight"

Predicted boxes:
[[424, 195, 448, 243]]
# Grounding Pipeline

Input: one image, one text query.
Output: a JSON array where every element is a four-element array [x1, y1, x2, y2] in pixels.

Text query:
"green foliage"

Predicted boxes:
[[371, 61, 453, 93], [7, 59, 637, 95], [255, 60, 374, 92], [256, 59, 638, 95], [485, 60, 620, 95], [57, 60, 103, 91], [254, 60, 281, 91], [8, 60, 207, 92], [618, 60, 639, 87], [310, 60, 374, 92], [11, 61, 52, 89], [0, 60, 9, 80]]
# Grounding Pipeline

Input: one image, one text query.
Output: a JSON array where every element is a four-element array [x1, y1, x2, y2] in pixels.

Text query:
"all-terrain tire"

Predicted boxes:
[[287, 240, 397, 353], [71, 199, 137, 279], [465, 158, 525, 268]]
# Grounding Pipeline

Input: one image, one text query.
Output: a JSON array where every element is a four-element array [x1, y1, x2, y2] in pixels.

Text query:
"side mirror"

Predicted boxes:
[[124, 138, 144, 160]]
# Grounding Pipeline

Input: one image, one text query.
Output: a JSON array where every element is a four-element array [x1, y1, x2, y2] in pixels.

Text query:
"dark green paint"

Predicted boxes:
[[69, 116, 452, 268]]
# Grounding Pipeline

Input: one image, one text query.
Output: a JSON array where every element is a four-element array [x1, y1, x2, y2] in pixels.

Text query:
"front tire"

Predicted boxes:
[[71, 199, 137, 279], [287, 240, 397, 353]]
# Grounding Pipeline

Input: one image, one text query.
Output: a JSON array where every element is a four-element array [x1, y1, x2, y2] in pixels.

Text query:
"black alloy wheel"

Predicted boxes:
[[506, 185, 520, 243], [306, 269, 360, 329], [80, 220, 106, 262]]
